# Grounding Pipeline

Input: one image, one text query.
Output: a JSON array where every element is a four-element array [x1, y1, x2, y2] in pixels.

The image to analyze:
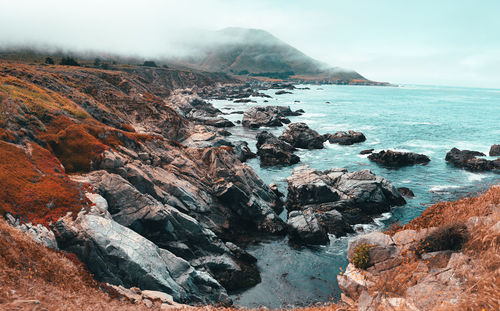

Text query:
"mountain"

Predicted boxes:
[[171, 27, 382, 84]]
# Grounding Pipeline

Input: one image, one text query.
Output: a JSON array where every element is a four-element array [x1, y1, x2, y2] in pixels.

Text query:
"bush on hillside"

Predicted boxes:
[[351, 243, 374, 269], [60, 56, 80, 66]]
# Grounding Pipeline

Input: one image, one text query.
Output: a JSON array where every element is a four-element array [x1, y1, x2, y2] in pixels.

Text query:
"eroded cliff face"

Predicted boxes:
[[0, 60, 284, 304]]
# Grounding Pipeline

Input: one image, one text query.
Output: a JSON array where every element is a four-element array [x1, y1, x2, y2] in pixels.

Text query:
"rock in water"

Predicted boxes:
[[279, 122, 325, 149], [287, 210, 329, 245], [368, 150, 430, 167], [256, 131, 300, 166], [242, 106, 302, 129], [445, 147, 500, 171], [489, 144, 500, 156], [327, 131, 366, 145], [285, 165, 405, 243], [398, 187, 415, 198]]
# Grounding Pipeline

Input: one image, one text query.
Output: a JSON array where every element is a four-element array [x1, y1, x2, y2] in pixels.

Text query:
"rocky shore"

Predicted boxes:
[[1, 59, 498, 310]]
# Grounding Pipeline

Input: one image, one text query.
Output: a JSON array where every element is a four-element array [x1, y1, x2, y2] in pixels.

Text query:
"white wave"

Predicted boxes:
[[466, 172, 487, 182], [430, 185, 461, 192]]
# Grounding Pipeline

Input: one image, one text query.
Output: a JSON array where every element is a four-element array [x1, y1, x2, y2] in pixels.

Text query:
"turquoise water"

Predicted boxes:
[[210, 84, 500, 308]]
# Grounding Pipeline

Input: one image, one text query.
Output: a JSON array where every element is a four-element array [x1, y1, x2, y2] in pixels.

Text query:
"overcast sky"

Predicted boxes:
[[1, 0, 499, 88]]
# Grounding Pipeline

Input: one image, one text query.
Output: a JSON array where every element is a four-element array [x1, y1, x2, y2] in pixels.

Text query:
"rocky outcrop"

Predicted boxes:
[[445, 147, 500, 171], [287, 209, 329, 245], [279, 123, 325, 149], [326, 131, 366, 145], [368, 150, 430, 167], [256, 131, 300, 166], [242, 106, 302, 129], [53, 211, 229, 305], [490, 144, 500, 156], [285, 166, 405, 242]]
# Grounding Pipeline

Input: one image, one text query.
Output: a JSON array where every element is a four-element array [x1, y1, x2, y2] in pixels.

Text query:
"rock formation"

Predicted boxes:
[[326, 131, 366, 145], [368, 150, 430, 167], [279, 122, 325, 149], [242, 106, 302, 129], [256, 131, 300, 166], [445, 147, 500, 171]]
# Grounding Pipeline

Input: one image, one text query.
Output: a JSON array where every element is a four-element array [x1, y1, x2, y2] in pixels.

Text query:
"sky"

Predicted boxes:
[[1, 0, 499, 88]]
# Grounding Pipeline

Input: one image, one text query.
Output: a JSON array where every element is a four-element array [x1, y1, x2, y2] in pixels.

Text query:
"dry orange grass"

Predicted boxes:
[[379, 185, 500, 310], [0, 218, 348, 311]]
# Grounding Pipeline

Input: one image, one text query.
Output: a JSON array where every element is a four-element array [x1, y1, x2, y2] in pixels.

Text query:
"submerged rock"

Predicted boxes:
[[445, 147, 500, 171], [368, 150, 430, 167], [360, 149, 374, 155], [279, 122, 325, 149], [256, 131, 300, 166], [327, 131, 366, 145], [242, 106, 302, 129]]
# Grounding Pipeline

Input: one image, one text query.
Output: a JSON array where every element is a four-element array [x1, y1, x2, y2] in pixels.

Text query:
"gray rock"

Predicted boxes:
[[53, 213, 229, 305], [326, 130, 366, 145], [256, 131, 300, 166], [287, 210, 329, 245], [490, 144, 500, 156], [242, 106, 302, 129], [279, 122, 325, 149]]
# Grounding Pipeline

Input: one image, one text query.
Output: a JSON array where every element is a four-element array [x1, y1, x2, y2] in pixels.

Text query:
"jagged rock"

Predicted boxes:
[[16, 222, 59, 250], [286, 166, 405, 237], [287, 210, 329, 245], [327, 131, 366, 145], [53, 213, 229, 305], [490, 144, 500, 156], [398, 187, 415, 198], [242, 106, 302, 129], [256, 131, 300, 166], [446, 147, 500, 171], [233, 141, 256, 162], [279, 122, 325, 149], [347, 232, 398, 267], [80, 171, 263, 292], [368, 150, 430, 167], [286, 165, 405, 214]]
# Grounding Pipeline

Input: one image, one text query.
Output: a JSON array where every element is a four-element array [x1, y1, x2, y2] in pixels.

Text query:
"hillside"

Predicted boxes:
[[170, 28, 384, 85]]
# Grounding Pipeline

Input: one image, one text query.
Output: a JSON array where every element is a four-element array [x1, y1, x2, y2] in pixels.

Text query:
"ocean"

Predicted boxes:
[[209, 84, 500, 308]]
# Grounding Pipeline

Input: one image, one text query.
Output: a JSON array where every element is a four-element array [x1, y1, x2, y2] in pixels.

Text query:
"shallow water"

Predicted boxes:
[[210, 84, 500, 308]]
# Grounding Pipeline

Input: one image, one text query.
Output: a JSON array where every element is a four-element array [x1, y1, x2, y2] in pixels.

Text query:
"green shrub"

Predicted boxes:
[[351, 243, 374, 269]]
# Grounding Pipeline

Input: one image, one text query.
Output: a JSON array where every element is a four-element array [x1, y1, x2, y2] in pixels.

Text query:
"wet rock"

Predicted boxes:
[[256, 131, 300, 166], [327, 131, 366, 145], [242, 106, 302, 129], [275, 90, 292, 95], [286, 165, 405, 234], [279, 122, 325, 149], [368, 150, 430, 167], [233, 141, 256, 162], [398, 187, 415, 198], [287, 210, 329, 245], [234, 98, 257, 103], [360, 149, 374, 155], [490, 144, 500, 156], [445, 147, 500, 171]]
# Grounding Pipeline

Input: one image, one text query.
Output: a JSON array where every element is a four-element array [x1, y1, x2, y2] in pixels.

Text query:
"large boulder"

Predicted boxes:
[[242, 106, 302, 129], [285, 166, 405, 236], [279, 122, 325, 149], [368, 150, 430, 167], [287, 210, 329, 245], [53, 213, 229, 305], [256, 131, 300, 166], [445, 147, 500, 171], [326, 131, 366, 145]]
